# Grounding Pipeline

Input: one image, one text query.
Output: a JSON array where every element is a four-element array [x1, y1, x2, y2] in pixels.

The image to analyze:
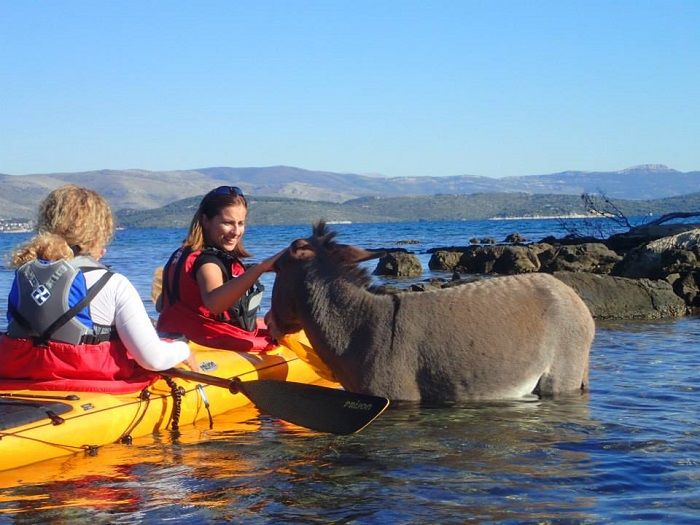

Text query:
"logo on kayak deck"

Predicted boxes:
[[343, 400, 373, 411], [200, 360, 218, 372]]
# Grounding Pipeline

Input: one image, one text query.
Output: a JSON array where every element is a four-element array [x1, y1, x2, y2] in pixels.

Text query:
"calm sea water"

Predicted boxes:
[[1, 219, 699, 523]]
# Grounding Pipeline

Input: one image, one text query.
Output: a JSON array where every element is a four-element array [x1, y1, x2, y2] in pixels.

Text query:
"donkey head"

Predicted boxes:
[[267, 222, 382, 338]]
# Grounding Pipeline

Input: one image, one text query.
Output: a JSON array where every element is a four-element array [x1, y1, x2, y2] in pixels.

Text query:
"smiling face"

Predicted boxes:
[[201, 203, 247, 252]]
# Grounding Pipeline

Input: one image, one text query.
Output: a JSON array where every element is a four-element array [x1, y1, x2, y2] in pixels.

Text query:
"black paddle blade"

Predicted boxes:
[[164, 368, 389, 435], [233, 379, 390, 435]]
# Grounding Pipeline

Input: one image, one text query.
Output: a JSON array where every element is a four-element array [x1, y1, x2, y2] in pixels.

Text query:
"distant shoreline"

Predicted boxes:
[[488, 214, 610, 221]]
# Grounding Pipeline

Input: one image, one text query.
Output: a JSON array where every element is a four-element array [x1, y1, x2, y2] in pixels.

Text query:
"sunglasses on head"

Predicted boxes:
[[208, 186, 247, 203]]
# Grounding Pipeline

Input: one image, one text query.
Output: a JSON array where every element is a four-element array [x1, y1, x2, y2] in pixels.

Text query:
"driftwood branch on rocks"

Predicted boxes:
[[562, 191, 700, 243], [581, 192, 632, 229], [647, 211, 700, 226]]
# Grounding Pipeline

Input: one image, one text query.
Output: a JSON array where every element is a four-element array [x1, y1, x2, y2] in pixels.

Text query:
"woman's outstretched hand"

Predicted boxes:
[[182, 351, 200, 372], [257, 247, 287, 273]]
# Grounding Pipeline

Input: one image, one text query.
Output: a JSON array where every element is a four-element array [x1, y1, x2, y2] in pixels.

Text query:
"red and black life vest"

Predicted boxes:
[[156, 247, 274, 352]]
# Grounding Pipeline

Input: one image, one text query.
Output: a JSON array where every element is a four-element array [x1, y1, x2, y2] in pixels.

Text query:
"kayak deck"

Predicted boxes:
[[0, 342, 333, 472]]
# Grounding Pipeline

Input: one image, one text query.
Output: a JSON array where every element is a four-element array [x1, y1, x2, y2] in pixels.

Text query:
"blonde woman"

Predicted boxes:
[[0, 185, 197, 392], [157, 186, 281, 351]]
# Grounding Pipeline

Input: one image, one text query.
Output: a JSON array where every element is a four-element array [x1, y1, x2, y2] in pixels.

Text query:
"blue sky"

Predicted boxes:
[[1, 1, 698, 178]]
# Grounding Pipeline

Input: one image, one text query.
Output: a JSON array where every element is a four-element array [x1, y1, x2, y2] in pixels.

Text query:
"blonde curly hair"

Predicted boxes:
[[10, 185, 115, 268]]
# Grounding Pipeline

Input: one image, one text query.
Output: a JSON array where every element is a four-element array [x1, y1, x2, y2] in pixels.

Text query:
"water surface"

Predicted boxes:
[[0, 221, 698, 523]]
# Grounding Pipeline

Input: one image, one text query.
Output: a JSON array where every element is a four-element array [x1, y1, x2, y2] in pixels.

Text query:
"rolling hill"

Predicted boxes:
[[1, 164, 698, 221], [116, 191, 700, 228]]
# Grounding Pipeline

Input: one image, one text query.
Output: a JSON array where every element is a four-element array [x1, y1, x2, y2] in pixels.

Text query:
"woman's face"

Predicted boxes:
[[202, 204, 247, 252]]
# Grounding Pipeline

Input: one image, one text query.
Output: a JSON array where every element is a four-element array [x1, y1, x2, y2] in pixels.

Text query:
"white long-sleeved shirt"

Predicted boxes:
[[85, 269, 191, 371]]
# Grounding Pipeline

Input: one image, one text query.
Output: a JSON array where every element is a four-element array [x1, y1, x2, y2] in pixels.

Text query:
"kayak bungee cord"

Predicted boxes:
[[163, 376, 184, 432], [0, 382, 203, 462], [0, 430, 95, 453], [117, 389, 153, 445]]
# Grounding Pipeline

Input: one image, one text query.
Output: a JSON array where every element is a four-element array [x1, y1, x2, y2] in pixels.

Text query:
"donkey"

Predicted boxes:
[[267, 223, 595, 402]]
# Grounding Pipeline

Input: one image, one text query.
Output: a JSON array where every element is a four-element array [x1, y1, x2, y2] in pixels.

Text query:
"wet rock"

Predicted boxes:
[[369, 284, 402, 295], [430, 245, 549, 275], [672, 271, 700, 307], [422, 228, 700, 317], [607, 223, 700, 252], [540, 243, 622, 274], [468, 237, 497, 245], [441, 274, 487, 288], [491, 246, 541, 274], [504, 232, 527, 244], [374, 252, 423, 277], [613, 229, 700, 279], [409, 281, 442, 292], [553, 271, 688, 320], [428, 250, 464, 271]]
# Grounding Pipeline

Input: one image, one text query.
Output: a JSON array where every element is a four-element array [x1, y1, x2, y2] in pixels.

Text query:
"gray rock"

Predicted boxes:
[[672, 271, 700, 307], [553, 271, 688, 320], [431, 244, 549, 275], [422, 230, 700, 317], [374, 252, 423, 277], [614, 229, 700, 279], [540, 243, 622, 274], [428, 250, 464, 271], [491, 245, 541, 274], [608, 224, 700, 251], [646, 228, 700, 252], [505, 232, 527, 243]]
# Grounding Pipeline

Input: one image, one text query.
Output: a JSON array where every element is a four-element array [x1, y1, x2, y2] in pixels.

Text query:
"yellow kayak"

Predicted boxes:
[[0, 338, 333, 473]]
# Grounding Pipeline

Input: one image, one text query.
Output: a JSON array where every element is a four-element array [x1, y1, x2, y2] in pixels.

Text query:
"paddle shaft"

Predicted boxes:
[[166, 368, 236, 391]]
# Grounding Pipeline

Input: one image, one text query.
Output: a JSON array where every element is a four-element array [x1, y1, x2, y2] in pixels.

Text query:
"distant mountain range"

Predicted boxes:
[[115, 190, 700, 227], [0, 164, 698, 221]]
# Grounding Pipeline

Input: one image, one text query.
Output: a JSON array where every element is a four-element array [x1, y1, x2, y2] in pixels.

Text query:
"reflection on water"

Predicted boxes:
[[1, 399, 601, 523], [1, 225, 699, 522], [3, 324, 699, 525]]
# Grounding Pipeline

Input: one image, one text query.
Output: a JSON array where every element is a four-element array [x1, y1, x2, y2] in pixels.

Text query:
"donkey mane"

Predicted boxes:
[[308, 221, 373, 288]]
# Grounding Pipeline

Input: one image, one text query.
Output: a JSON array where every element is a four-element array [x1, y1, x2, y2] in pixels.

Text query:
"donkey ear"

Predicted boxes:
[[341, 245, 385, 263], [289, 239, 317, 261]]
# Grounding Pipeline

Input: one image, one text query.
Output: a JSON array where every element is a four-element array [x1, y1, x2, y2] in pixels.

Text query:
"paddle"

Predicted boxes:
[[164, 367, 390, 435]]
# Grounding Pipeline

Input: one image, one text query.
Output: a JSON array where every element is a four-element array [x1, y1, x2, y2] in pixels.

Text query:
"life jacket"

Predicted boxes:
[[157, 246, 274, 352], [6, 256, 116, 345], [0, 256, 157, 393]]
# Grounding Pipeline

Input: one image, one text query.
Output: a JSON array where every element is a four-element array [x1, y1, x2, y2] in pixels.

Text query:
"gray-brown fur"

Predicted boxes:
[[269, 223, 595, 402]]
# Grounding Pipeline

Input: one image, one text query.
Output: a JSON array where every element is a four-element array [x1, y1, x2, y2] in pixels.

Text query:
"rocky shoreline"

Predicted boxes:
[[372, 223, 700, 320]]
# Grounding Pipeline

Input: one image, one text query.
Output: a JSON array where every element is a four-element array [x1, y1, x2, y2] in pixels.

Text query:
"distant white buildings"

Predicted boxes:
[[0, 219, 34, 233]]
